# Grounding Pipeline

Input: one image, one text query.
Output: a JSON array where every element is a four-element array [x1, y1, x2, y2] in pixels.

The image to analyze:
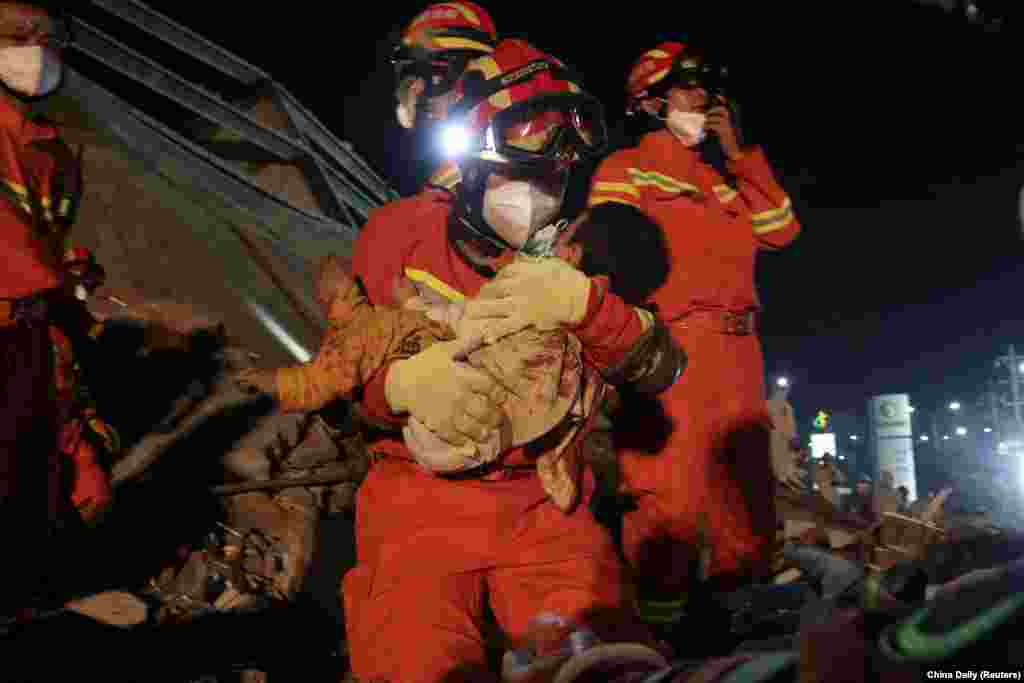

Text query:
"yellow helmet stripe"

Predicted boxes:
[[433, 36, 494, 52]]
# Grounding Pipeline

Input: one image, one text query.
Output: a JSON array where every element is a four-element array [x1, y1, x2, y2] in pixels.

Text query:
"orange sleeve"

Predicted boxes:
[[572, 276, 649, 372], [726, 146, 800, 250], [586, 152, 642, 209], [275, 284, 450, 415]]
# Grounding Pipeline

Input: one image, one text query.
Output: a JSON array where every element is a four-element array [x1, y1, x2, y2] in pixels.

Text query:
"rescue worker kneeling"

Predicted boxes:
[[243, 40, 682, 682]]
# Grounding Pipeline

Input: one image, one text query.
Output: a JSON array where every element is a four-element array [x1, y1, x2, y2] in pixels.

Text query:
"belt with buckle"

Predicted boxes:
[[670, 309, 757, 336]]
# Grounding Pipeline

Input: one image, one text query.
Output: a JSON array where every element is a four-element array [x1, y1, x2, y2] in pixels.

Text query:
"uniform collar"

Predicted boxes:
[[0, 94, 58, 145]]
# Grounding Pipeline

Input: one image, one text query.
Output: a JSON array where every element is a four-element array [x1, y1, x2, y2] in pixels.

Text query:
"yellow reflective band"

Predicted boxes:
[[751, 197, 792, 225], [429, 164, 462, 190], [754, 215, 794, 235], [627, 168, 700, 195], [3, 178, 70, 214], [594, 181, 640, 198], [433, 36, 493, 53], [404, 267, 465, 302], [3, 178, 28, 196], [713, 184, 738, 203], [753, 199, 795, 234], [645, 68, 670, 88], [588, 196, 638, 208]]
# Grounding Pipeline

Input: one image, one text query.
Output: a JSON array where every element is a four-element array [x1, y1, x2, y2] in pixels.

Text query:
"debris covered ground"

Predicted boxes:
[[2, 293, 1022, 683]]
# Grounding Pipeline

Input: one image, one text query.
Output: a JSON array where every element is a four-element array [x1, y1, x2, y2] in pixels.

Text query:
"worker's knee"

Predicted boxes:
[[342, 567, 490, 683]]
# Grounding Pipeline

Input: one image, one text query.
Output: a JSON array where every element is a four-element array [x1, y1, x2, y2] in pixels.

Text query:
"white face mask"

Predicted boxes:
[[482, 178, 562, 249], [0, 46, 62, 98], [665, 109, 706, 147]]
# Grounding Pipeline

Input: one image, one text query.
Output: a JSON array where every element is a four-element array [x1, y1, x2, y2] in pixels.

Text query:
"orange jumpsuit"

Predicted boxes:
[[588, 130, 799, 591], [345, 188, 649, 682]]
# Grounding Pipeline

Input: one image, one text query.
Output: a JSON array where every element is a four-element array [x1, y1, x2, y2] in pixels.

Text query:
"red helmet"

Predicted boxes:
[[625, 41, 729, 114], [444, 39, 607, 251], [392, 3, 498, 97], [446, 39, 607, 167]]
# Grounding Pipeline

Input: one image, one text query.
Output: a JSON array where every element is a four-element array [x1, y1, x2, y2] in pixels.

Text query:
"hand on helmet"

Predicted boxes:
[[458, 256, 593, 345]]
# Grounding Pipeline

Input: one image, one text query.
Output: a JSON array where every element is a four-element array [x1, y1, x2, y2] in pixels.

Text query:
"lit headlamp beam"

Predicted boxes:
[[246, 300, 312, 363]]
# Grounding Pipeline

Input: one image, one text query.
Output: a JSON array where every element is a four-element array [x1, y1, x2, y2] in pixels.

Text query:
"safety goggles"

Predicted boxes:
[[447, 93, 607, 167]]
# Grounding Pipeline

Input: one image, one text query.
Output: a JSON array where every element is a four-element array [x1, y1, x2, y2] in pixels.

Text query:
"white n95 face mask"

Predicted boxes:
[[482, 179, 562, 249], [0, 46, 62, 98], [666, 109, 706, 146]]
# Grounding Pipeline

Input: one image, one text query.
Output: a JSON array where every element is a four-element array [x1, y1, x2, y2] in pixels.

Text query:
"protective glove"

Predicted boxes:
[[403, 415, 506, 474], [385, 337, 508, 447], [459, 256, 593, 345]]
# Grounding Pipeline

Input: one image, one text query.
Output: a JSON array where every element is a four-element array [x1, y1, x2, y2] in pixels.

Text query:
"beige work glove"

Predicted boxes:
[[385, 338, 507, 447], [403, 414, 506, 474], [459, 256, 593, 345]]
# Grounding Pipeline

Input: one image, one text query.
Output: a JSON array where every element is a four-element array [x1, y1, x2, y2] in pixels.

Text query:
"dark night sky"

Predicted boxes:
[[136, 1, 1024, 426]]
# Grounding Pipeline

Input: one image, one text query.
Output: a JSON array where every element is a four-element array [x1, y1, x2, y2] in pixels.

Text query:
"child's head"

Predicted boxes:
[[558, 204, 670, 308]]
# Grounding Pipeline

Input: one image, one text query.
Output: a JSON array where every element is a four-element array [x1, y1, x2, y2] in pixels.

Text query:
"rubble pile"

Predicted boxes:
[[83, 289, 371, 628]]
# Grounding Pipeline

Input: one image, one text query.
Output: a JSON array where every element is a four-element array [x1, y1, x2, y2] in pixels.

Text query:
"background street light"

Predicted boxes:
[[920, 435, 930, 442], [985, 427, 994, 434], [943, 435, 951, 440], [776, 377, 789, 388], [850, 435, 858, 441], [1018, 361, 1024, 374], [956, 427, 968, 436], [949, 401, 962, 412]]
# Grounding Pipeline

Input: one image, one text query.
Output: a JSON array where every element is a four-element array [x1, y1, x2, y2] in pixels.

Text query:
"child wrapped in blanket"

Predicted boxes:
[[235, 216, 675, 512]]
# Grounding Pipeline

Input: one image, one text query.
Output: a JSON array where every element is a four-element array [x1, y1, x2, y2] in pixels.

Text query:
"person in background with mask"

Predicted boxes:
[[0, 0, 78, 618], [561, 40, 798, 622], [343, 39, 678, 681]]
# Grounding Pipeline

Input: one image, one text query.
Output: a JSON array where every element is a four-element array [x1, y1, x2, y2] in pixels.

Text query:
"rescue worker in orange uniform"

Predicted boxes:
[[344, 40, 681, 682], [589, 42, 800, 604], [0, 0, 80, 616], [389, 2, 497, 196], [391, 1, 497, 132], [466, 41, 800, 615], [50, 246, 119, 524]]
